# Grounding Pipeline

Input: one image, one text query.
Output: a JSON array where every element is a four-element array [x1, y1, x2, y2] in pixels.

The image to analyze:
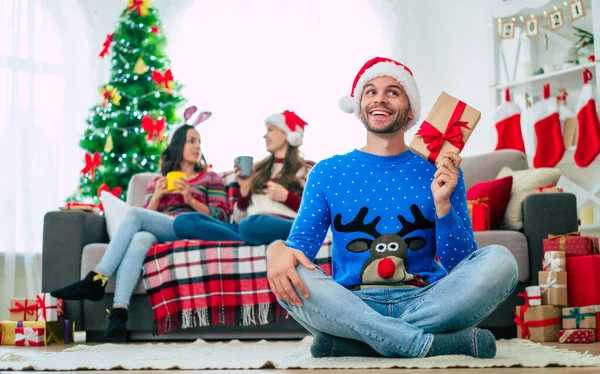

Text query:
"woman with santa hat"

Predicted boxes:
[[173, 110, 313, 245]]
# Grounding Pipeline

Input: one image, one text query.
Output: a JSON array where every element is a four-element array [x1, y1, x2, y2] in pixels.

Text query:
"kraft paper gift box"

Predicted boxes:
[[562, 306, 597, 330], [410, 92, 481, 164], [539, 271, 568, 306], [543, 251, 566, 272], [558, 329, 596, 343], [9, 298, 37, 321], [514, 305, 562, 342]]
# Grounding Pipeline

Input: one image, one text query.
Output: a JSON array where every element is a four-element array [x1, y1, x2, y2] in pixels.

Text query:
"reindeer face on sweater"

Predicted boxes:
[[333, 204, 434, 286]]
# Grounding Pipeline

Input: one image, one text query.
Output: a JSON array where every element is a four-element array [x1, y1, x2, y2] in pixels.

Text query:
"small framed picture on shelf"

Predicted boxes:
[[525, 17, 539, 37], [569, 0, 585, 22], [548, 8, 565, 31], [500, 20, 516, 40]]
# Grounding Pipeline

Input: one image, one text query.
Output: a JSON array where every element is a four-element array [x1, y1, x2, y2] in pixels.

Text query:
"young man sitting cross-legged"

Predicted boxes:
[[266, 57, 518, 359]]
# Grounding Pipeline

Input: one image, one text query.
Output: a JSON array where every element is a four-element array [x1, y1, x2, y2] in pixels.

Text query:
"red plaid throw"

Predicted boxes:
[[142, 239, 332, 335]]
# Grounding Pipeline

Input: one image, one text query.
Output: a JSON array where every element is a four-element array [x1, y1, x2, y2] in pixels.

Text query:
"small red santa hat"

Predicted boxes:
[[264, 110, 308, 147], [339, 56, 421, 131]]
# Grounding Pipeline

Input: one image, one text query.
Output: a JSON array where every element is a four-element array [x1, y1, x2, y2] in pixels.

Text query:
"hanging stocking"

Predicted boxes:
[[530, 83, 565, 168], [575, 68, 600, 167], [494, 88, 526, 153]]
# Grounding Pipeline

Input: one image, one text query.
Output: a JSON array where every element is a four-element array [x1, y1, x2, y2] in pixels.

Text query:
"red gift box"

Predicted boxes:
[[543, 232, 599, 257], [14, 326, 45, 347], [467, 199, 491, 231], [566, 255, 600, 307], [558, 329, 596, 343]]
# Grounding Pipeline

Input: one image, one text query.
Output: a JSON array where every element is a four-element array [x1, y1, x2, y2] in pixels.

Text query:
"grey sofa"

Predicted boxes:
[[42, 150, 578, 341]]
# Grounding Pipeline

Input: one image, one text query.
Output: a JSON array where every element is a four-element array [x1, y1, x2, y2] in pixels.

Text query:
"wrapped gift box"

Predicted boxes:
[[9, 298, 37, 322], [562, 306, 597, 330], [14, 326, 45, 347], [539, 271, 568, 306], [36, 293, 60, 322], [543, 251, 566, 272], [566, 255, 600, 307], [46, 320, 75, 345], [558, 329, 596, 343], [522, 286, 542, 306], [410, 92, 481, 164], [543, 233, 599, 257], [514, 305, 562, 342], [0, 321, 45, 345], [467, 199, 491, 231]]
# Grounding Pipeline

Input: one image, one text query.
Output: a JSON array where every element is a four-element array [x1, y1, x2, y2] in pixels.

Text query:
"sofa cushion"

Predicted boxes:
[[466, 176, 513, 229], [81, 243, 145, 295], [495, 167, 561, 230], [474, 230, 529, 283]]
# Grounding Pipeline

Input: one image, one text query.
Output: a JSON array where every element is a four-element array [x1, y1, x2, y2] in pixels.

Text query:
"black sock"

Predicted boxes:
[[310, 332, 381, 358], [50, 271, 107, 301], [426, 328, 496, 358], [106, 308, 128, 338]]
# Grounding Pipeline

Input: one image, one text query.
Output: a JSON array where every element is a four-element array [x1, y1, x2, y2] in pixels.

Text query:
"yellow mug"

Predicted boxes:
[[166, 171, 186, 191]]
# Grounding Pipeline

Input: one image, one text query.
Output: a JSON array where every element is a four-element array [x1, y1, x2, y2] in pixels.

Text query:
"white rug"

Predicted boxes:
[[2, 337, 600, 370]]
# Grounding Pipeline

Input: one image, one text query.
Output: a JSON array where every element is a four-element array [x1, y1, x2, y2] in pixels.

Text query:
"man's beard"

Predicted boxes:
[[360, 105, 410, 134]]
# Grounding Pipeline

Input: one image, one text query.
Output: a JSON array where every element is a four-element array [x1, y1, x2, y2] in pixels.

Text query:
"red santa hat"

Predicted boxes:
[[264, 110, 308, 147], [339, 56, 421, 131]]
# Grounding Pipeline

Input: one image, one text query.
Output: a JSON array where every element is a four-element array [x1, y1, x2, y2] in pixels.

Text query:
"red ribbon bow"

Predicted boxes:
[[128, 0, 145, 15], [9, 300, 37, 320], [141, 116, 166, 142], [97, 184, 123, 212], [415, 101, 470, 163], [99, 33, 113, 58], [81, 152, 102, 181], [152, 69, 173, 93], [36, 294, 58, 321]]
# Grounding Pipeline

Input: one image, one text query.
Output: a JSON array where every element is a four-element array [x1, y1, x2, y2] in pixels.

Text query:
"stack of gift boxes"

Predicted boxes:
[[514, 232, 599, 343], [1, 293, 75, 346]]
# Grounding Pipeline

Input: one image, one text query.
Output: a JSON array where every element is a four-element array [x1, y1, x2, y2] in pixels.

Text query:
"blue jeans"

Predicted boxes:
[[173, 213, 294, 245], [95, 207, 179, 309], [276, 245, 518, 358]]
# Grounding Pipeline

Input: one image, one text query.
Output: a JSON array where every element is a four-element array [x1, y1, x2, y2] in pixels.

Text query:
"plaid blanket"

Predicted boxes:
[[142, 239, 332, 335]]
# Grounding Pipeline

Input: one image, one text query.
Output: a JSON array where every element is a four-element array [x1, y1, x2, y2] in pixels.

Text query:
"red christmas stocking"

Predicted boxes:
[[575, 69, 600, 167], [494, 88, 526, 153], [531, 83, 565, 168]]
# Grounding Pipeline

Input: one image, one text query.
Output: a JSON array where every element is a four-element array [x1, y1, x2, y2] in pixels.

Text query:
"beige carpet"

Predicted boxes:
[[2, 337, 600, 370]]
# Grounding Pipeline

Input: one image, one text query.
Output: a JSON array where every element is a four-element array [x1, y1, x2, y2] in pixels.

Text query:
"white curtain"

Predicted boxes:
[[0, 0, 96, 319]]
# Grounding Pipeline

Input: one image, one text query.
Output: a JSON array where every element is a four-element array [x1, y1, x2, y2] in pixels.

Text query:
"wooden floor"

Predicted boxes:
[[1, 340, 600, 373]]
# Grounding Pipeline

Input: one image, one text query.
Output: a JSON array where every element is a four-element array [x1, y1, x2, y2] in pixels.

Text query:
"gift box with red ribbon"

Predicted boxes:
[[410, 92, 481, 164], [14, 326, 45, 347], [35, 293, 60, 322], [533, 184, 564, 193], [467, 199, 491, 231], [566, 255, 600, 307], [514, 304, 562, 342], [0, 321, 45, 345], [558, 329, 596, 343], [9, 298, 37, 322], [543, 232, 599, 257]]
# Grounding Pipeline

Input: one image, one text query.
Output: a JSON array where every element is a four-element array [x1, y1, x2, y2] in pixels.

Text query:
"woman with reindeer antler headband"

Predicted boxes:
[[173, 110, 313, 246], [50, 105, 230, 340]]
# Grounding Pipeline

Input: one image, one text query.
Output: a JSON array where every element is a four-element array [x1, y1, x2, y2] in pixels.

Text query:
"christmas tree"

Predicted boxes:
[[70, 0, 184, 205]]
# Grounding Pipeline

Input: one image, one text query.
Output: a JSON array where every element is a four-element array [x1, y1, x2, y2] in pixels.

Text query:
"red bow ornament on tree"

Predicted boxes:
[[97, 184, 123, 212], [152, 69, 173, 93], [127, 0, 150, 16], [99, 34, 113, 58], [415, 101, 471, 163], [81, 152, 102, 181], [141, 116, 166, 142]]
